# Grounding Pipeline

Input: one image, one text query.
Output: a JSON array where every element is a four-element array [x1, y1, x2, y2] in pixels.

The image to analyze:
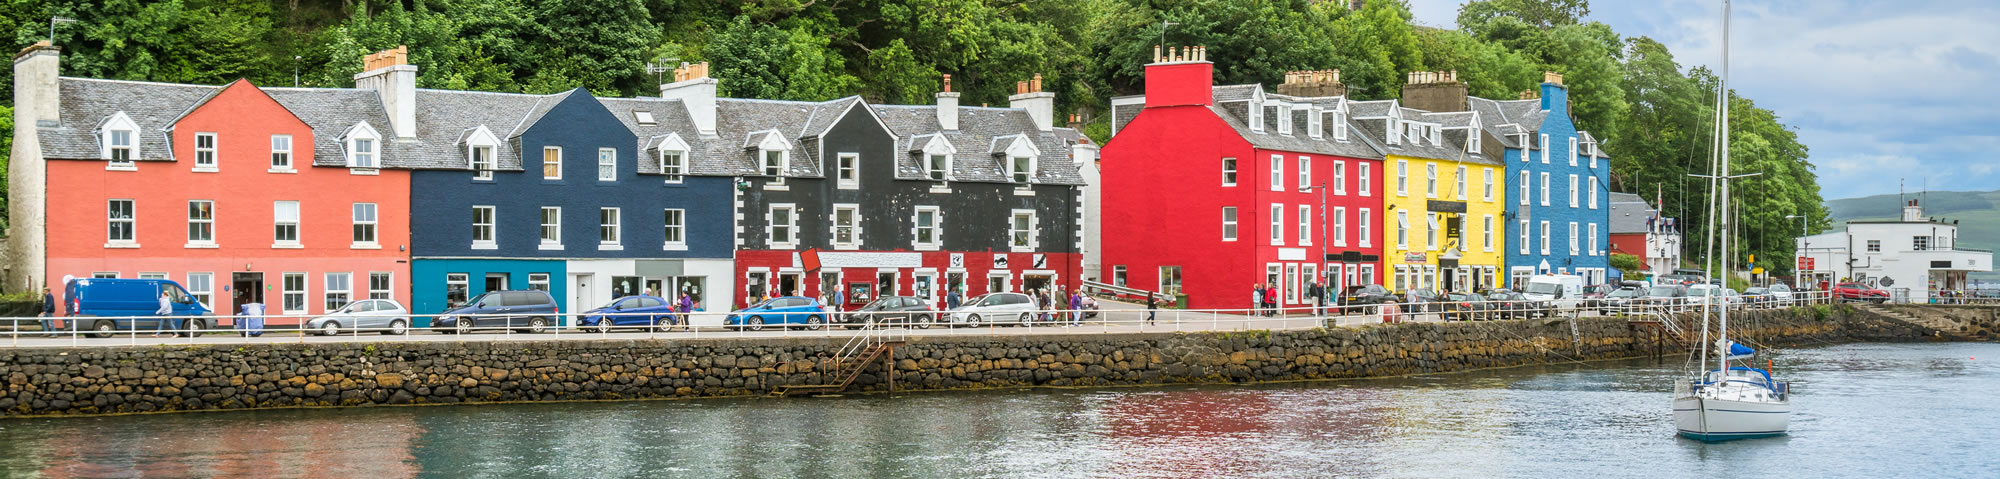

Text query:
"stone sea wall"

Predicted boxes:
[[0, 305, 1950, 417]]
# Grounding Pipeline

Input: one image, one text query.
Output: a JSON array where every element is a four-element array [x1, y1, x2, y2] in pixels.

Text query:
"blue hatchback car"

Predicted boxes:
[[579, 295, 679, 332], [724, 296, 828, 331]]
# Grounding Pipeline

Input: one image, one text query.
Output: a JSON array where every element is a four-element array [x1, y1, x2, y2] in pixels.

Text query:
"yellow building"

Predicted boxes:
[[1350, 100, 1506, 293]]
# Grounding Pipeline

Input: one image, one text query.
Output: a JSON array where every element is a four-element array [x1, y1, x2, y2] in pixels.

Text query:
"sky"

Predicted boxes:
[[1404, 0, 2000, 201]]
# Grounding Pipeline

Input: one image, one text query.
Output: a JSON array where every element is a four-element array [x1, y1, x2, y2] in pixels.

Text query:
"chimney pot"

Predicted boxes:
[[942, 74, 952, 93], [1153, 45, 1162, 63], [1031, 73, 1042, 93], [1017, 81, 1028, 95]]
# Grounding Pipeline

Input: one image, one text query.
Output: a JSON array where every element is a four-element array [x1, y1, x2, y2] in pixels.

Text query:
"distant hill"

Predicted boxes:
[[1825, 190, 2000, 279]]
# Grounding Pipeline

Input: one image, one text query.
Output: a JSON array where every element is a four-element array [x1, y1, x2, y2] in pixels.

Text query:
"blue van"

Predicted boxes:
[[64, 278, 212, 337], [431, 290, 560, 334]]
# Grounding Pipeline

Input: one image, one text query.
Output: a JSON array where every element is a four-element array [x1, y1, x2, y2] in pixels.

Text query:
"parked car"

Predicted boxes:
[[725, 296, 829, 331], [1657, 274, 1705, 286], [846, 296, 936, 329], [306, 299, 412, 336], [1685, 285, 1745, 308], [1521, 275, 1585, 315], [1403, 288, 1446, 313], [579, 295, 679, 332], [1484, 290, 1543, 319], [63, 278, 212, 338], [1766, 282, 1797, 305], [1644, 284, 1689, 310], [1597, 287, 1644, 315], [1834, 282, 1889, 303], [1580, 283, 1617, 309], [1442, 292, 1495, 321], [1742, 287, 1773, 307], [947, 292, 1037, 326], [433, 290, 560, 334], [1340, 284, 1397, 307]]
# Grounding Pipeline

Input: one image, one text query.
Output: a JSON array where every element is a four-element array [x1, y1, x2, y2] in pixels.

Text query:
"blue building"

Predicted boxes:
[[1470, 73, 1611, 286], [402, 86, 736, 322]]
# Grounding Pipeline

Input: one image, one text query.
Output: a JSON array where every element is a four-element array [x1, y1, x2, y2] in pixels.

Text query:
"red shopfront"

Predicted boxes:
[[734, 250, 1082, 311]]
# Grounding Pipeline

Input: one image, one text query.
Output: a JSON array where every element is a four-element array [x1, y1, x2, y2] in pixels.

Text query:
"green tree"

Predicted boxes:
[[862, 39, 941, 105], [700, 17, 857, 101], [1609, 252, 1643, 277], [1457, 0, 1591, 34]]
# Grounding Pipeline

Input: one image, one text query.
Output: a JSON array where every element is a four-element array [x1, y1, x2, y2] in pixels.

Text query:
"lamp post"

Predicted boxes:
[[1300, 183, 1328, 314], [49, 17, 76, 44]]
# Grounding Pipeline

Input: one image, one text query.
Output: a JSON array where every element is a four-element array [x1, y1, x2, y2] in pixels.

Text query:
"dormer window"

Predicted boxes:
[[1248, 99, 1264, 133], [1334, 111, 1348, 141], [100, 111, 142, 168], [633, 111, 656, 125], [928, 154, 949, 180], [1011, 156, 1033, 183], [463, 125, 500, 181], [751, 130, 793, 186], [342, 121, 382, 169], [763, 150, 784, 176], [1386, 120, 1401, 145], [651, 132, 690, 185], [996, 135, 1038, 186], [109, 130, 134, 163], [921, 134, 956, 182], [1278, 104, 1293, 136], [1428, 125, 1440, 146], [1308, 108, 1323, 139]]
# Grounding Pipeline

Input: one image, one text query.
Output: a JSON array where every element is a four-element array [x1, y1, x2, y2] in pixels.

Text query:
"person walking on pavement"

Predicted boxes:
[[1069, 289, 1084, 326], [1145, 293, 1158, 325], [39, 287, 56, 336], [1264, 284, 1279, 317], [1251, 284, 1263, 317], [947, 287, 962, 310], [152, 288, 178, 337]]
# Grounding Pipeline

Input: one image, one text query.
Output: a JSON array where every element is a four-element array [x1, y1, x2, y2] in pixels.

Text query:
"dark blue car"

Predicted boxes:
[[579, 295, 678, 332], [724, 296, 828, 331]]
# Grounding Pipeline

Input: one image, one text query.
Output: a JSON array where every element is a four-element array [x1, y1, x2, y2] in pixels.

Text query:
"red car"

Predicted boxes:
[[1833, 282, 1889, 303]]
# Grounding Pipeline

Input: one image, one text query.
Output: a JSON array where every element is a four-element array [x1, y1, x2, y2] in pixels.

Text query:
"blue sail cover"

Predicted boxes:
[[1726, 341, 1756, 360]]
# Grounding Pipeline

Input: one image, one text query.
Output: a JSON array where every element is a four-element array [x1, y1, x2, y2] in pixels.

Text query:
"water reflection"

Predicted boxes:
[[0, 342, 1995, 478]]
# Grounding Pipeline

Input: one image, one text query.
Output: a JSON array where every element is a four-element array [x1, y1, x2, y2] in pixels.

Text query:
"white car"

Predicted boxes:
[[306, 299, 412, 335], [1766, 283, 1797, 305], [1685, 285, 1742, 308], [947, 292, 1037, 326]]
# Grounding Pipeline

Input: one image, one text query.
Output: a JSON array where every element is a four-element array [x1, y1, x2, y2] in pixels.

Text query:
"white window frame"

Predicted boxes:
[[1519, 219, 1531, 255], [324, 272, 353, 313], [599, 207, 623, 250], [913, 206, 943, 249], [1483, 214, 1495, 252], [1483, 168, 1494, 202], [1569, 174, 1580, 208], [769, 204, 798, 249], [540, 206, 562, 249], [927, 153, 951, 181], [1333, 110, 1348, 141], [1221, 207, 1238, 241], [1308, 108, 1323, 139], [1270, 154, 1284, 192], [351, 202, 379, 248], [270, 134, 293, 172], [1009, 209, 1039, 252], [1298, 205, 1312, 246], [1425, 163, 1438, 198], [194, 132, 218, 171], [1540, 133, 1551, 164], [1222, 157, 1238, 186], [1588, 176, 1600, 209], [1539, 172, 1550, 206], [1278, 104, 1293, 136], [1334, 207, 1348, 247], [1588, 223, 1599, 256], [1270, 204, 1285, 246], [1249, 99, 1265, 133], [837, 153, 860, 189], [654, 208, 686, 250], [1297, 156, 1311, 190], [832, 204, 861, 248], [661, 149, 685, 184], [1396, 160, 1408, 196], [347, 123, 380, 169], [1519, 170, 1530, 205], [1009, 155, 1035, 185], [273, 201, 301, 248], [1396, 210, 1409, 249], [369, 272, 393, 300], [282, 272, 308, 315], [1569, 221, 1580, 255], [1455, 165, 1467, 200], [543, 146, 563, 180], [471, 145, 494, 181], [1426, 214, 1439, 251], [598, 147, 617, 182], [187, 272, 215, 309], [472, 205, 496, 249], [107, 129, 137, 166], [1333, 161, 1346, 195], [1360, 208, 1372, 247], [528, 273, 551, 292], [1359, 163, 1371, 196], [186, 200, 215, 246], [1568, 137, 1579, 166], [1540, 220, 1551, 255]]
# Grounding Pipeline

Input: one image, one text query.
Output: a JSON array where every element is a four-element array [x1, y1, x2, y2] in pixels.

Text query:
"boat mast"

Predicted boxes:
[[1716, 0, 1734, 376]]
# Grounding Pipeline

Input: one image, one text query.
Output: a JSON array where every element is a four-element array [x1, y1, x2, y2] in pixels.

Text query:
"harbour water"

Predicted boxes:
[[0, 342, 1993, 478]]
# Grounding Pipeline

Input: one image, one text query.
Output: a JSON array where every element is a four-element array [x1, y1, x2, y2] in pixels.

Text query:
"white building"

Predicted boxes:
[[1796, 199, 1989, 302], [1608, 193, 1682, 276]]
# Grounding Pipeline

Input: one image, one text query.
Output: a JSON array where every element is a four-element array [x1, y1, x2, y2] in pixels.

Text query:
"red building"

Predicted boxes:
[[13, 44, 412, 325], [1102, 47, 1387, 309]]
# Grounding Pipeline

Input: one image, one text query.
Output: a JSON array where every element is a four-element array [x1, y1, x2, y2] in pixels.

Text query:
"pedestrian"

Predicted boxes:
[[152, 288, 178, 337], [1265, 284, 1278, 317], [947, 288, 962, 310], [1308, 281, 1323, 317], [1254, 284, 1265, 316], [1145, 293, 1158, 325], [644, 287, 656, 297], [1069, 290, 1084, 326], [39, 287, 56, 336]]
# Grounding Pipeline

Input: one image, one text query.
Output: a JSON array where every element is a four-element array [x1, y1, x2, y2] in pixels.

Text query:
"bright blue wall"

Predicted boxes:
[[410, 259, 567, 325], [1503, 82, 1611, 284]]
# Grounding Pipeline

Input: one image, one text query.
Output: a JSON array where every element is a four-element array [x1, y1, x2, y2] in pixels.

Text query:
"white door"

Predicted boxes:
[[572, 274, 594, 313]]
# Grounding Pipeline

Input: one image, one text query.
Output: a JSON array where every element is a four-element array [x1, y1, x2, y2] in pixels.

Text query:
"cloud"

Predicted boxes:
[[1406, 0, 2000, 200]]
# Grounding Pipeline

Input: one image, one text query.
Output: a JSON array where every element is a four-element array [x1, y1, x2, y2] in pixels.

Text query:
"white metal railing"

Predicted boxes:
[[0, 294, 1848, 348]]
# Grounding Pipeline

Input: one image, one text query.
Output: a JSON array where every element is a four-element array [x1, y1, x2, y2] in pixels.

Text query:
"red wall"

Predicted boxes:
[[1608, 233, 1648, 265], [1102, 106, 1258, 309], [45, 79, 411, 323], [1144, 62, 1214, 107]]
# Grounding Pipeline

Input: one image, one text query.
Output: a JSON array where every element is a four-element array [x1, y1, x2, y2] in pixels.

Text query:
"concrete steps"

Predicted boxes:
[[1857, 304, 1966, 334]]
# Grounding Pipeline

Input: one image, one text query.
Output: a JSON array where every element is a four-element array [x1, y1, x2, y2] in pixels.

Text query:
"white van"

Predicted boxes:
[[1522, 274, 1586, 312]]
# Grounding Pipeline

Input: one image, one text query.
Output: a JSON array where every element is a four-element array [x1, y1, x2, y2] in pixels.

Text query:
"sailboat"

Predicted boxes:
[[1671, 0, 1792, 442]]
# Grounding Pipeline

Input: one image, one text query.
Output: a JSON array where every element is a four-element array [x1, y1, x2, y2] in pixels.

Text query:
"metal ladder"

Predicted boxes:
[[771, 324, 906, 397]]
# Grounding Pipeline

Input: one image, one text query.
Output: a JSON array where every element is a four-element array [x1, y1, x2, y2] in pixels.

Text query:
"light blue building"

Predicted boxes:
[[1472, 73, 1611, 287]]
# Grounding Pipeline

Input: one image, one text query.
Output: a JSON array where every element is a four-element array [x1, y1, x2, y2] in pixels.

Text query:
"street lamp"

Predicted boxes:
[[49, 17, 76, 44], [1300, 183, 1328, 314], [294, 55, 302, 87]]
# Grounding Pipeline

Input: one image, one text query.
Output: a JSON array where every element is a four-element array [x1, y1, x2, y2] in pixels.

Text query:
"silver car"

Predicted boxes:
[[947, 292, 1037, 326], [306, 299, 412, 335]]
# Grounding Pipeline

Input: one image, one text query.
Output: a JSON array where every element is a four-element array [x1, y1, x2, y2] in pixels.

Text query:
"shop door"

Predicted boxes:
[[1022, 274, 1051, 295], [876, 271, 898, 298], [913, 273, 937, 308], [819, 272, 840, 298], [231, 272, 264, 318], [645, 278, 665, 298]]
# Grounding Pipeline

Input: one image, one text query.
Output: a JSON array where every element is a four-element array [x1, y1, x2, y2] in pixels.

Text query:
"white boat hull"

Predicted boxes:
[[1673, 395, 1790, 441]]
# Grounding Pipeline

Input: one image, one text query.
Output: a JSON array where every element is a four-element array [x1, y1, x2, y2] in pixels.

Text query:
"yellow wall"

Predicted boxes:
[[1381, 155, 1507, 292]]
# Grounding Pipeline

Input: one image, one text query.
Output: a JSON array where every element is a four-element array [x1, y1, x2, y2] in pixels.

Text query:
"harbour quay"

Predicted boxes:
[[0, 304, 1977, 418]]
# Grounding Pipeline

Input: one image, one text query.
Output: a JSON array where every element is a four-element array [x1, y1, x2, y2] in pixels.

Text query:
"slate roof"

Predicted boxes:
[[391, 89, 550, 170], [598, 97, 735, 176], [716, 98, 836, 178], [265, 87, 409, 168], [1109, 84, 1389, 160], [1608, 192, 1654, 234], [40, 78, 218, 162], [1469, 96, 1546, 149], [872, 104, 1087, 185]]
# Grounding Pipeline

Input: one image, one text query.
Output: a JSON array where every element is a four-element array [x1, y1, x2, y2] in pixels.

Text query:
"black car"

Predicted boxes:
[[1403, 288, 1446, 313], [1643, 284, 1689, 311], [1597, 287, 1643, 315], [1486, 290, 1548, 319], [1340, 284, 1396, 307], [845, 296, 936, 329], [1442, 292, 1495, 321]]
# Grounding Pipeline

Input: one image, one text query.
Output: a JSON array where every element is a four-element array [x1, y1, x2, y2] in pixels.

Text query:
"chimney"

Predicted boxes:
[[1277, 69, 1345, 98], [1903, 199, 1923, 222], [1399, 70, 1468, 112], [1539, 70, 1568, 114], [1008, 73, 1056, 131], [936, 74, 960, 131], [1143, 45, 1215, 108], [1519, 90, 1538, 101], [1066, 114, 1085, 131], [14, 41, 61, 128], [660, 61, 719, 136], [353, 45, 418, 138]]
